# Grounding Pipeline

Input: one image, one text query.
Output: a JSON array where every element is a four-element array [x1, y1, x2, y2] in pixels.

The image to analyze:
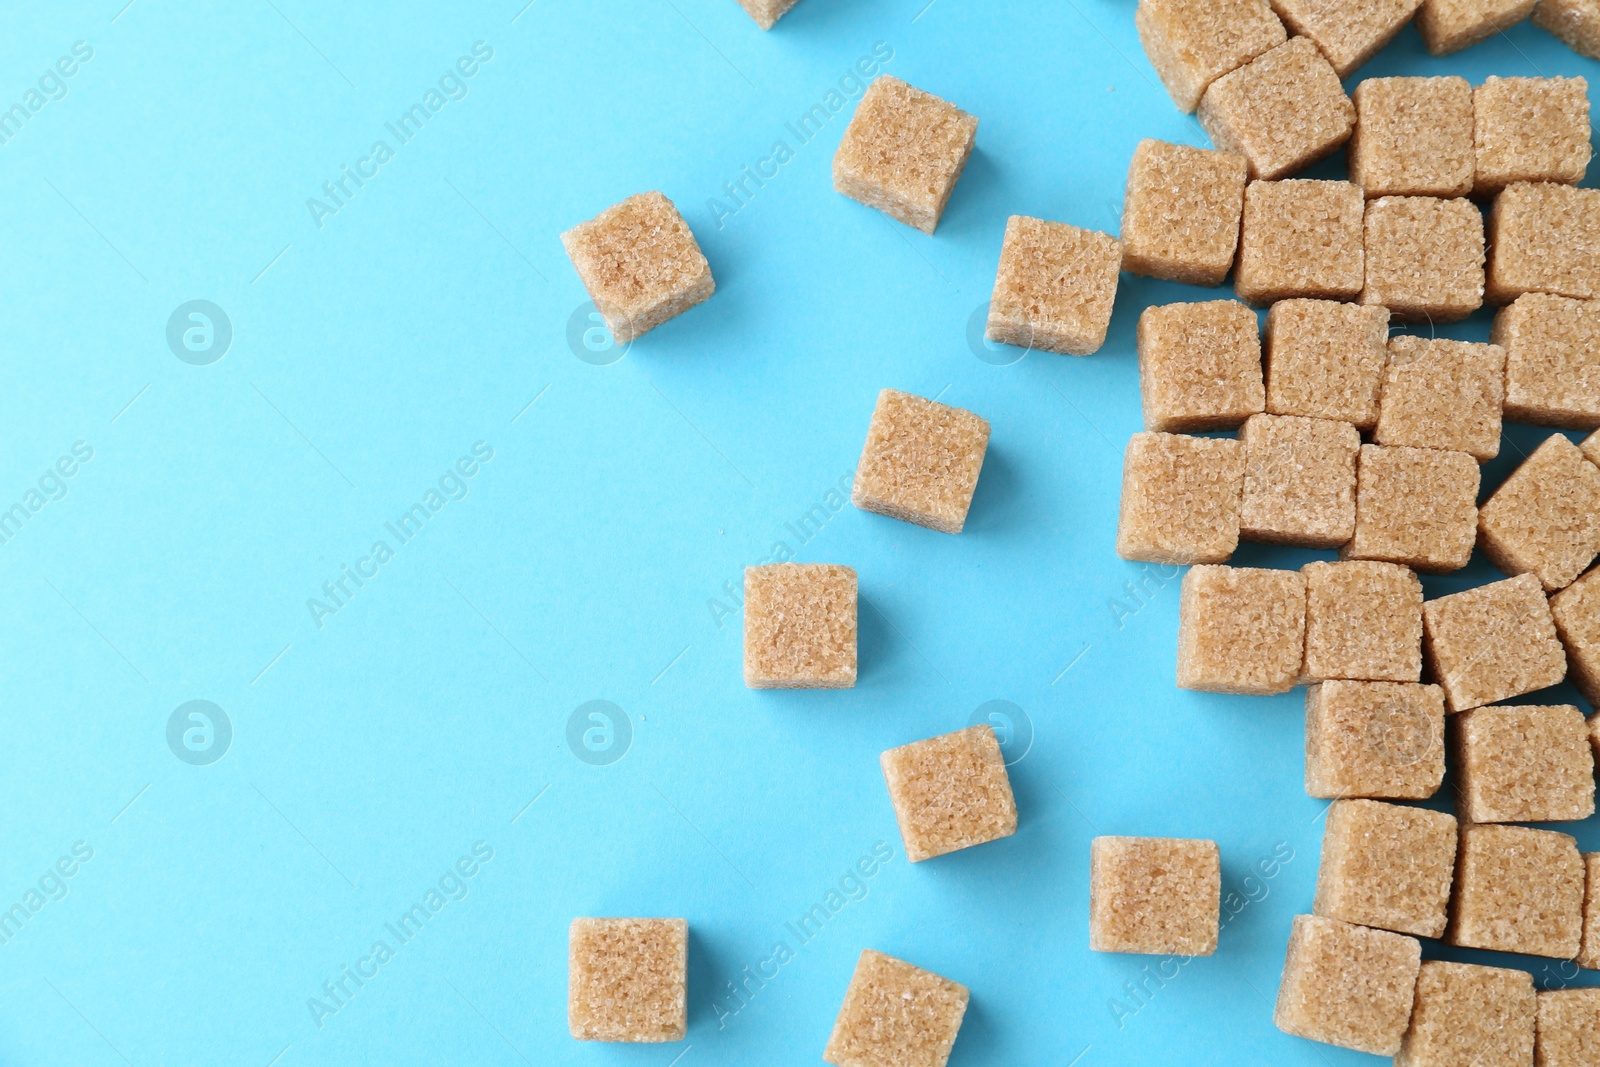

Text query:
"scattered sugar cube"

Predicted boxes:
[[1487, 182, 1600, 304], [1198, 37, 1355, 180], [568, 918, 688, 1042], [823, 949, 968, 1067], [1177, 564, 1306, 694], [743, 564, 857, 689], [1492, 293, 1600, 430], [1089, 836, 1220, 955], [1302, 560, 1424, 683], [1343, 445, 1480, 573], [1238, 413, 1360, 547], [1314, 799, 1457, 938], [1361, 196, 1485, 323], [1551, 564, 1600, 706], [1479, 434, 1600, 591], [880, 725, 1017, 863], [1417, 0, 1541, 54], [988, 216, 1122, 355], [1537, 989, 1600, 1066], [833, 76, 977, 235], [1120, 139, 1249, 286], [1423, 573, 1567, 712], [1579, 856, 1600, 968], [1399, 961, 1536, 1067], [1453, 704, 1596, 822], [852, 389, 990, 534], [1273, 914, 1421, 1056], [1349, 76, 1475, 198], [1447, 824, 1585, 958], [1236, 180, 1365, 306], [1269, 0, 1424, 77], [1135, 0, 1288, 112], [1264, 299, 1390, 429], [1372, 337, 1505, 460], [1305, 681, 1446, 799], [1116, 432, 1245, 564], [733, 0, 801, 28], [1137, 300, 1264, 431], [1473, 76, 1592, 196], [1535, 0, 1600, 60], [561, 192, 715, 344]]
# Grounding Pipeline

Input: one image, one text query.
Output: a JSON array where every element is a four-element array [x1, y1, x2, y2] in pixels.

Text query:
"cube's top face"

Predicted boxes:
[[561, 192, 710, 319], [1490, 181, 1600, 302], [991, 215, 1122, 347], [1423, 572, 1567, 710], [1090, 836, 1221, 955], [1474, 75, 1593, 192], [854, 389, 990, 532], [1495, 292, 1600, 427], [881, 725, 1017, 862], [1478, 433, 1600, 591], [823, 949, 969, 1067], [1455, 704, 1596, 822], [1264, 299, 1391, 426], [1351, 75, 1475, 197], [1274, 913, 1422, 1056], [1199, 37, 1354, 179], [568, 917, 688, 1042], [1271, 0, 1424, 76], [1137, 0, 1288, 111], [1403, 960, 1536, 1067], [835, 75, 978, 206], [1125, 138, 1250, 217], [1451, 824, 1585, 956], [1375, 335, 1504, 459], [1362, 195, 1486, 319], [743, 563, 858, 688]]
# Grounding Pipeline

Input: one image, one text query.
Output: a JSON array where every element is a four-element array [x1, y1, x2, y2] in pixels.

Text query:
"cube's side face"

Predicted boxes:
[[823, 950, 969, 1067], [1418, 0, 1540, 54], [1402, 962, 1536, 1067], [734, 0, 802, 29], [1089, 837, 1221, 955], [1534, 0, 1600, 59], [832, 77, 977, 234], [1578, 857, 1600, 968], [743, 564, 858, 688], [1273, 0, 1422, 77], [561, 193, 714, 344], [569, 918, 688, 1042], [1273, 915, 1420, 1056], [852, 390, 991, 534], [881, 726, 1017, 863]]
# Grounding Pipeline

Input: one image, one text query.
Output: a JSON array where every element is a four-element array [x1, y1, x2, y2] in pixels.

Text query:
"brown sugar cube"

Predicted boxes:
[[1487, 182, 1600, 304], [1535, 0, 1600, 60], [1537, 988, 1600, 1065], [1399, 961, 1536, 1067], [851, 389, 990, 534], [1417, 0, 1540, 53], [1177, 564, 1306, 694], [1302, 560, 1424, 682], [1236, 180, 1365, 305], [1264, 300, 1390, 429], [1268, 0, 1423, 77], [1423, 573, 1567, 712], [1349, 76, 1476, 198], [1453, 704, 1596, 822], [880, 725, 1017, 863], [1447, 823, 1585, 958], [824, 950, 967, 1067], [568, 918, 688, 1042], [1587, 429, 1600, 464], [1198, 38, 1355, 180], [1551, 564, 1600, 706], [1137, 300, 1264, 431], [1273, 914, 1421, 1055], [734, 0, 800, 28], [1120, 139, 1249, 286], [1314, 799, 1457, 937], [1580, 855, 1600, 968], [1116, 432, 1245, 564], [988, 216, 1122, 356], [1305, 681, 1446, 800], [1135, 0, 1288, 113], [1492, 293, 1600, 430], [833, 76, 977, 235], [1479, 434, 1600, 591], [1373, 337, 1505, 460], [1238, 413, 1359, 547], [1361, 197, 1485, 323], [1474, 76, 1592, 196], [561, 192, 715, 345], [1089, 836, 1221, 955], [1343, 445, 1480, 573], [743, 563, 857, 689]]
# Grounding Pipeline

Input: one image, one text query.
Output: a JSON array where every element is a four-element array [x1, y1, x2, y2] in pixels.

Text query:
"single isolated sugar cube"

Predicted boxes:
[[1236, 180, 1365, 306], [880, 725, 1017, 863], [1537, 989, 1600, 1066], [833, 75, 977, 235], [1349, 76, 1475, 198], [1479, 434, 1600, 592], [851, 389, 990, 534], [561, 192, 715, 344], [1135, 0, 1288, 112], [1580, 856, 1600, 968], [1137, 299, 1264, 431], [1301, 560, 1423, 683], [1473, 76, 1592, 196], [1361, 196, 1485, 323], [1198, 37, 1355, 180], [1492, 293, 1600, 430], [1305, 681, 1446, 799], [1268, 0, 1424, 77], [1551, 564, 1600, 706], [823, 949, 968, 1067], [1264, 299, 1390, 429], [1343, 445, 1480, 573], [1089, 836, 1221, 955], [1238, 413, 1359, 547], [1372, 337, 1505, 461], [1535, 0, 1600, 60], [1116, 432, 1245, 565], [1120, 139, 1249, 286], [1314, 799, 1457, 938], [1273, 914, 1421, 1056], [1399, 961, 1536, 1067], [1423, 573, 1568, 712], [1177, 564, 1306, 694], [1453, 704, 1596, 822], [988, 216, 1122, 355], [568, 918, 688, 1042], [733, 0, 801, 28], [743, 563, 857, 689], [1447, 823, 1585, 958], [1487, 182, 1600, 304], [1416, 0, 1541, 54]]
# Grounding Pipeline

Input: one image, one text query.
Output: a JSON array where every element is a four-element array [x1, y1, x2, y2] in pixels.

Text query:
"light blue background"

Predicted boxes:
[[1, 0, 1596, 1063]]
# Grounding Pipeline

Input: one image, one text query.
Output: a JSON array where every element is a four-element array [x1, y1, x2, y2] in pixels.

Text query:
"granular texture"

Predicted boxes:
[[1447, 824, 1584, 958], [1269, 0, 1423, 76], [823, 949, 968, 1067], [1423, 573, 1567, 712], [1120, 139, 1249, 286], [1349, 76, 1475, 197], [1473, 76, 1592, 195], [1417, 0, 1540, 54], [880, 725, 1017, 863], [1373, 337, 1504, 460], [561, 192, 715, 344], [1587, 429, 1600, 465], [1305, 681, 1446, 800], [1361, 196, 1485, 323], [1453, 704, 1596, 822], [1579, 856, 1600, 969], [1550, 564, 1600, 706], [1116, 432, 1245, 564], [1492, 293, 1600, 430], [1138, 300, 1264, 432], [1486, 182, 1600, 303], [1478, 434, 1600, 591], [1397, 961, 1536, 1067], [744, 564, 858, 689], [1177, 564, 1306, 694], [1273, 914, 1421, 1056], [1343, 445, 1480, 573], [852, 389, 990, 534], [1534, 0, 1600, 60], [1314, 799, 1457, 938], [833, 76, 978, 235], [987, 215, 1122, 355], [569, 918, 688, 1042], [1537, 988, 1600, 1066], [1236, 180, 1364, 305], [1302, 560, 1423, 683], [1135, 0, 1288, 112], [1090, 836, 1221, 955], [1264, 299, 1390, 429], [1197, 37, 1354, 180], [734, 0, 802, 28], [1238, 413, 1359, 547]]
